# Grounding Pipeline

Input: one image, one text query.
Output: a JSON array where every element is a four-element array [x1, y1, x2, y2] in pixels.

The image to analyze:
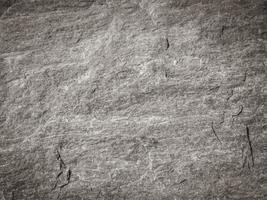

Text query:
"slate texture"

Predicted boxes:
[[0, 0, 266, 199]]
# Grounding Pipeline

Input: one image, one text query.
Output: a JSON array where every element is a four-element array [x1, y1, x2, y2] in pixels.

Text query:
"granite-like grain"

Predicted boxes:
[[0, 0, 266, 199]]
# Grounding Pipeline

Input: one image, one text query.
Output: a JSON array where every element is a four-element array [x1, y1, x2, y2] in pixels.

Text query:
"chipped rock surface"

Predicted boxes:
[[0, 0, 266, 199]]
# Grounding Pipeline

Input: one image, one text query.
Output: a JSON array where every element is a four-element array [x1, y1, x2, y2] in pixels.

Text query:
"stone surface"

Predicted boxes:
[[0, 0, 266, 199]]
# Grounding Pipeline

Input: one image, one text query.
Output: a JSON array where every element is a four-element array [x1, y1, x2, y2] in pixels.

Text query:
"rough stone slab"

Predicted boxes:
[[0, 0, 266, 199]]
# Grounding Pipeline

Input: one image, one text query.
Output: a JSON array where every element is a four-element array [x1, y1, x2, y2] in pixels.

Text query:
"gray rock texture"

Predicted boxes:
[[0, 0, 267, 199]]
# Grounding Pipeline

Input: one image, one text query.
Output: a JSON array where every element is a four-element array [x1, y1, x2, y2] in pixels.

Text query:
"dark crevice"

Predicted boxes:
[[211, 121, 222, 145], [246, 126, 255, 167]]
